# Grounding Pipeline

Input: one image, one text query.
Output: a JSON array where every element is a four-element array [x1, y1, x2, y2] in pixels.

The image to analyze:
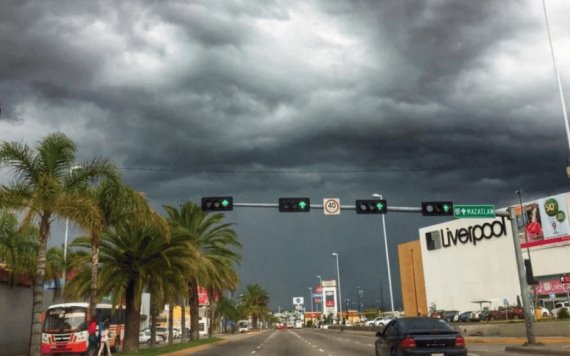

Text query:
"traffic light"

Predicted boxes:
[[201, 197, 233, 211], [524, 259, 537, 285], [279, 197, 310, 212], [421, 201, 453, 216], [355, 199, 387, 214]]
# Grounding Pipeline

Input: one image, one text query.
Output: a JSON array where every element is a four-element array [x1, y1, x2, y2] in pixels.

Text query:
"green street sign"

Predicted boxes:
[[453, 205, 496, 219]]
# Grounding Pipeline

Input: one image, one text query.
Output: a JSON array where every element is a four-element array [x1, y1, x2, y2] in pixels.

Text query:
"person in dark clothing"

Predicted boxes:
[[87, 315, 99, 355]]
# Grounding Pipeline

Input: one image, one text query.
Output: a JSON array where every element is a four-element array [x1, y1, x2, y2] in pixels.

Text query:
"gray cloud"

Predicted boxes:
[[1, 0, 569, 310]]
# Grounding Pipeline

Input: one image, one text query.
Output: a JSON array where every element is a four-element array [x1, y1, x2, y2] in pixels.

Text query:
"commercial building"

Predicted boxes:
[[399, 192, 570, 316]]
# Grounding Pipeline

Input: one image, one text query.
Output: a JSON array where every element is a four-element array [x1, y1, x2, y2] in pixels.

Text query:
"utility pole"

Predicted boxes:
[[507, 207, 537, 344]]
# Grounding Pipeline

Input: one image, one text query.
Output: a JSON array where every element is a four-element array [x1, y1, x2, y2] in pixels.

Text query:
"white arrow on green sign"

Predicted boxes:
[[453, 205, 496, 218]]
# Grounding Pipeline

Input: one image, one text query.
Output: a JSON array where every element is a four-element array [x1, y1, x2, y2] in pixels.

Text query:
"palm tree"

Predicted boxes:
[[164, 202, 241, 341], [0, 209, 38, 286], [0, 132, 116, 356], [83, 178, 164, 318], [239, 284, 270, 329], [67, 217, 191, 352]]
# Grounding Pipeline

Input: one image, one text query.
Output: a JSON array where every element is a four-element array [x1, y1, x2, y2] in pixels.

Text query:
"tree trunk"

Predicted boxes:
[[123, 276, 141, 352], [189, 279, 200, 340], [88, 232, 100, 318], [181, 301, 187, 342], [207, 288, 215, 338], [29, 213, 50, 356], [168, 303, 174, 345], [150, 293, 157, 347]]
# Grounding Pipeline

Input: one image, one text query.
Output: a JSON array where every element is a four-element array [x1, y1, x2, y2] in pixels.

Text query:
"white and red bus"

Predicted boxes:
[[41, 302, 125, 355]]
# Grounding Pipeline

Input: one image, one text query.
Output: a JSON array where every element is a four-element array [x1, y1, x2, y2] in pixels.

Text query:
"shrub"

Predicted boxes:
[[558, 308, 570, 319]]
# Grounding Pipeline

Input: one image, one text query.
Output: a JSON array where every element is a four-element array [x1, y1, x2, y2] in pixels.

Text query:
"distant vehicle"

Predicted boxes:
[[374, 317, 467, 356], [294, 320, 303, 329], [374, 316, 395, 327], [365, 317, 383, 327], [238, 320, 250, 333], [487, 306, 524, 321], [536, 306, 551, 317], [441, 310, 460, 322], [139, 329, 164, 344], [455, 311, 473, 322], [552, 303, 570, 319]]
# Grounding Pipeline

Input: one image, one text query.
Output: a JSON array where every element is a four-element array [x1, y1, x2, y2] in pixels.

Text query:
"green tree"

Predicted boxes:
[[0, 132, 116, 356], [82, 178, 162, 318], [67, 217, 191, 352], [0, 209, 38, 285], [164, 202, 241, 341], [239, 284, 270, 329]]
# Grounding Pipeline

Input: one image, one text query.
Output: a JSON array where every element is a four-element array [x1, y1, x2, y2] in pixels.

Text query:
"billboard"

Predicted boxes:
[[322, 286, 337, 317], [513, 193, 570, 249]]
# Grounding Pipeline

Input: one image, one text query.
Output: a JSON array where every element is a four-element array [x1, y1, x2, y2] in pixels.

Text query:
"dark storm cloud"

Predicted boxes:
[[1, 0, 569, 309]]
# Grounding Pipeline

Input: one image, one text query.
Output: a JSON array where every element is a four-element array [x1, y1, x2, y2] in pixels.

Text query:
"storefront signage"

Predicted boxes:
[[425, 216, 507, 250]]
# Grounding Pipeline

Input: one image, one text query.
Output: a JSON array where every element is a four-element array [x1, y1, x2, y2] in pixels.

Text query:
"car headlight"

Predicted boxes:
[[75, 331, 87, 341], [42, 333, 51, 343]]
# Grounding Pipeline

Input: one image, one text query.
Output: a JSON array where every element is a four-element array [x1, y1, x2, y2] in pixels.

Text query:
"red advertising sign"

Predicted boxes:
[[315, 286, 323, 293], [325, 291, 335, 307], [198, 287, 209, 305], [533, 279, 570, 296], [313, 297, 322, 304]]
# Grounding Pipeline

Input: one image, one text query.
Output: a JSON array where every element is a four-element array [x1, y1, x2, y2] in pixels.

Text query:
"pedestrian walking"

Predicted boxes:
[[97, 320, 112, 356], [87, 315, 99, 355]]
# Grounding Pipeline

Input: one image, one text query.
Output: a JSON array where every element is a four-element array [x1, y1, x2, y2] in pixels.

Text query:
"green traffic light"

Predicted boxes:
[[221, 200, 229, 208], [376, 202, 384, 210], [443, 204, 450, 212], [299, 201, 307, 210]]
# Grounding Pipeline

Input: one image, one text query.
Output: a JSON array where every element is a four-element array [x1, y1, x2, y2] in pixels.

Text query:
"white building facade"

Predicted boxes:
[[418, 192, 570, 312]]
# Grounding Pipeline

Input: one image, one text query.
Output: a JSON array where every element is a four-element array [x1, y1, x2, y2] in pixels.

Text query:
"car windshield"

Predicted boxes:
[[398, 318, 455, 333]]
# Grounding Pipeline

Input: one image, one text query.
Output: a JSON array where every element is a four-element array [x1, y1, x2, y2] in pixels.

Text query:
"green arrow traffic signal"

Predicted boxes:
[[201, 197, 234, 211], [279, 198, 311, 212], [355, 199, 387, 214]]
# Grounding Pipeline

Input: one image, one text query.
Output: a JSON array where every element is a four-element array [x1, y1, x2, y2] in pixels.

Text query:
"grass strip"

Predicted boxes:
[[118, 337, 222, 355]]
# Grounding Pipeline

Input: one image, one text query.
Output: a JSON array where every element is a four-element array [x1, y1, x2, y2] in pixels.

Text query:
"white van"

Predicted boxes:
[[238, 320, 249, 333]]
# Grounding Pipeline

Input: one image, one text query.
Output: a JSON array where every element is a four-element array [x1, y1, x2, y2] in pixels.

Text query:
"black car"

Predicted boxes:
[[374, 317, 467, 356]]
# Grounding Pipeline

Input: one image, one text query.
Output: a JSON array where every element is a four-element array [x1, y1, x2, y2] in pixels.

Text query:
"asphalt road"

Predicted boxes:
[[190, 329, 535, 356]]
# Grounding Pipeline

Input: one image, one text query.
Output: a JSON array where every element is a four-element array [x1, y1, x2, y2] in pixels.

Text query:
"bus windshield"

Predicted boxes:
[[43, 306, 87, 333]]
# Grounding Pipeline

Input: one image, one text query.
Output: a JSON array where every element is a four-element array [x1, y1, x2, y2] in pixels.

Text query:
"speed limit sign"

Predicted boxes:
[[323, 198, 341, 215]]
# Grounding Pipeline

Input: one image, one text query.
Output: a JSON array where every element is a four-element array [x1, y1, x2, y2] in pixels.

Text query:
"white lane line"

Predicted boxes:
[[251, 352, 256, 355], [319, 349, 325, 352]]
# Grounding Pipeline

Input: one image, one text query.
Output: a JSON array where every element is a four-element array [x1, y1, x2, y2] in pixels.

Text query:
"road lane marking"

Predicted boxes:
[[319, 349, 325, 352]]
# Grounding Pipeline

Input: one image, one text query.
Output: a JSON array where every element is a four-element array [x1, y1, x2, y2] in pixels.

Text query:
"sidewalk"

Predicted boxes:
[[468, 337, 570, 355]]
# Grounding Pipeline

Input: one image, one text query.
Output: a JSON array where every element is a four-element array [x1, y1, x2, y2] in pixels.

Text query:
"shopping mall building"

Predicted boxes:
[[399, 192, 570, 316]]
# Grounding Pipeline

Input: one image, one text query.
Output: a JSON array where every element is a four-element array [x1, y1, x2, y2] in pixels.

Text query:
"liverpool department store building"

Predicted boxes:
[[399, 192, 570, 316]]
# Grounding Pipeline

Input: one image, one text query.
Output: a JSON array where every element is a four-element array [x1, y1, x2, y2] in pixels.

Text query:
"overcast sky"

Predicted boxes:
[[1, 0, 570, 311]]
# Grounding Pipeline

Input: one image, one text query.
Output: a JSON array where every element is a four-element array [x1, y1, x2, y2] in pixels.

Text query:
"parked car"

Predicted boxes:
[[375, 316, 395, 327], [374, 317, 467, 356], [365, 317, 384, 327], [139, 329, 164, 344], [142, 327, 167, 342], [536, 306, 551, 317], [455, 311, 473, 322], [441, 310, 460, 322], [552, 306, 570, 319], [487, 306, 524, 321]]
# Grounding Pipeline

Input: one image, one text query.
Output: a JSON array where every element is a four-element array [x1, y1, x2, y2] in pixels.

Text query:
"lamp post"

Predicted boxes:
[[308, 287, 314, 318], [332, 252, 343, 322], [316, 275, 322, 312], [372, 193, 395, 314], [62, 165, 82, 291]]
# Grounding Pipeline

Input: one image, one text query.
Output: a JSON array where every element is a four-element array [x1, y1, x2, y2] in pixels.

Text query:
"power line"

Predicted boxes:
[[117, 163, 530, 174]]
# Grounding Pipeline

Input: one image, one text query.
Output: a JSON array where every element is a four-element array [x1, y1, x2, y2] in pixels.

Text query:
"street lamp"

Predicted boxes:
[[62, 165, 82, 291], [316, 275, 322, 312], [372, 193, 395, 314], [308, 287, 314, 315], [332, 252, 343, 321]]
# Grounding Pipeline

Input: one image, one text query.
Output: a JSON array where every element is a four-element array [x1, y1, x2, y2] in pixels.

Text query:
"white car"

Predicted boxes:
[[139, 330, 164, 344], [374, 316, 394, 327], [365, 317, 383, 327], [552, 306, 570, 319]]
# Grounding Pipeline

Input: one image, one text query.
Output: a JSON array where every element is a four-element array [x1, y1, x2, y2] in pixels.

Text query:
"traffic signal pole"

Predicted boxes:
[[504, 208, 537, 345], [216, 199, 537, 345]]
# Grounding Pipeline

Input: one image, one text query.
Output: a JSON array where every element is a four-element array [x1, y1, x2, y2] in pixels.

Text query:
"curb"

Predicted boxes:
[[505, 346, 570, 355], [465, 337, 570, 345]]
